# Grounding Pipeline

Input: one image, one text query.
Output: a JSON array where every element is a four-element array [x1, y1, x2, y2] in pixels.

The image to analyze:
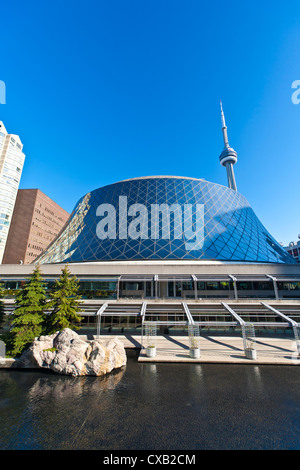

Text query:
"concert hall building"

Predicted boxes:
[[1, 104, 300, 337]]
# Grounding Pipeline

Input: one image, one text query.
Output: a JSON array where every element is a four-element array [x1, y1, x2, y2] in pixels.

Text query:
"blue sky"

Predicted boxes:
[[1, 0, 300, 245]]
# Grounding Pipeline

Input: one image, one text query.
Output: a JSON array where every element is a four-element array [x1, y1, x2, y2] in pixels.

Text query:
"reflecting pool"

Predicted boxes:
[[1, 352, 300, 450]]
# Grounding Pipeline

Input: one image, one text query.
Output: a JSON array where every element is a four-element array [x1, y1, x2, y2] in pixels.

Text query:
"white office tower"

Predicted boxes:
[[0, 121, 25, 263]]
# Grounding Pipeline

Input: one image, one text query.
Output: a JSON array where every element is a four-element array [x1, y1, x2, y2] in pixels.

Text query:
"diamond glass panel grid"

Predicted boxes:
[[36, 177, 295, 264]]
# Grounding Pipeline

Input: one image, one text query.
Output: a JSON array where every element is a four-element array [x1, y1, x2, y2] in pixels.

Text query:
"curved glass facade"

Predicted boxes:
[[36, 176, 294, 264]]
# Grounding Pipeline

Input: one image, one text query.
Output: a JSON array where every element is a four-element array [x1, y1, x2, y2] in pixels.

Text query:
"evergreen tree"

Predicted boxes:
[[45, 265, 82, 335], [7, 266, 47, 357]]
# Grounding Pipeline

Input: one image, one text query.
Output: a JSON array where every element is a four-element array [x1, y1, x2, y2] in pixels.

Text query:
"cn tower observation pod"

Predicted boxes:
[[36, 176, 294, 265]]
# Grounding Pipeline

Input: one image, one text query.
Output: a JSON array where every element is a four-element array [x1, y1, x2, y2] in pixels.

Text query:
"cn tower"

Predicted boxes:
[[219, 101, 238, 191]]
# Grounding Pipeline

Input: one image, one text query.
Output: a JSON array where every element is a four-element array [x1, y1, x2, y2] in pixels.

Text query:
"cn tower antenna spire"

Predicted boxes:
[[220, 100, 225, 127], [220, 100, 229, 149], [218, 101, 238, 192]]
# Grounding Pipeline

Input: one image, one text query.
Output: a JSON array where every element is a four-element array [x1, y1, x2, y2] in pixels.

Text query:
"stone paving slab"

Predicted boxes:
[[96, 334, 300, 365]]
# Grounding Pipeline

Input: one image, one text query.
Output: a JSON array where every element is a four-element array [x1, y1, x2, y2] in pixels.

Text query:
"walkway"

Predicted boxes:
[[96, 334, 300, 365]]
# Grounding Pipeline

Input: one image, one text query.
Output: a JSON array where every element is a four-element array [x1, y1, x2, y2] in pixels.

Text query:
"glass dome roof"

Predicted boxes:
[[36, 176, 294, 264]]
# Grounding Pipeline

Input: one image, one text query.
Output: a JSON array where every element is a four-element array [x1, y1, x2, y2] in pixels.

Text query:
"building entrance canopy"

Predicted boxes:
[[91, 300, 300, 335]]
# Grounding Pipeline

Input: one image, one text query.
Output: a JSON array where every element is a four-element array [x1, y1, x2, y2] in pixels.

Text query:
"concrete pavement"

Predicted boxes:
[[96, 334, 300, 365]]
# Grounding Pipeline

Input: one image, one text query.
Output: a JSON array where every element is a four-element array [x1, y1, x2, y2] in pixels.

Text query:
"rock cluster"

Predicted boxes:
[[18, 328, 127, 377]]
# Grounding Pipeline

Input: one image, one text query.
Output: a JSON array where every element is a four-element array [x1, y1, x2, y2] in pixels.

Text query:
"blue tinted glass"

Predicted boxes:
[[36, 177, 295, 264]]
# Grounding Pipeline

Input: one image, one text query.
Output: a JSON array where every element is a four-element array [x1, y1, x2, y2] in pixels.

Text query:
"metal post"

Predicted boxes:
[[292, 325, 300, 355], [241, 323, 257, 359], [96, 303, 108, 337], [188, 324, 201, 357], [266, 275, 279, 300], [117, 278, 120, 300], [192, 275, 197, 300], [183, 302, 194, 325], [97, 314, 101, 337], [154, 275, 158, 299], [222, 302, 247, 351], [229, 275, 238, 299], [144, 321, 157, 357], [140, 302, 147, 349], [240, 325, 247, 351], [262, 302, 300, 354]]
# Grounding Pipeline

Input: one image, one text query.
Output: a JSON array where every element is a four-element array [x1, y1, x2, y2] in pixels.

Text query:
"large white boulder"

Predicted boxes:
[[18, 328, 127, 377]]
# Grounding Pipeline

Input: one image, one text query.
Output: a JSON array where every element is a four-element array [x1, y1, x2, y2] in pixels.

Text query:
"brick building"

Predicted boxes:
[[2, 189, 69, 264]]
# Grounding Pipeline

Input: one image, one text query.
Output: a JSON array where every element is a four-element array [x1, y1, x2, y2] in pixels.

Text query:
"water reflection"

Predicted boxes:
[[241, 365, 264, 398], [148, 364, 157, 375], [28, 366, 126, 401], [1, 360, 300, 450], [194, 365, 203, 379]]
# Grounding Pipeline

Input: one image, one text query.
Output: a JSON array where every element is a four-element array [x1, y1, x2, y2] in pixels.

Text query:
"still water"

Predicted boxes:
[[1, 352, 300, 450]]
